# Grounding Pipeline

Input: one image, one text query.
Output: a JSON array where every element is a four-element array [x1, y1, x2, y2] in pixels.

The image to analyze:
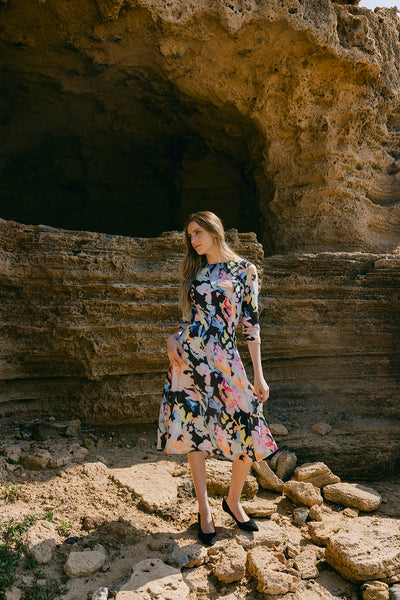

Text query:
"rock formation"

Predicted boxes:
[[0, 0, 400, 252], [1, 219, 399, 478]]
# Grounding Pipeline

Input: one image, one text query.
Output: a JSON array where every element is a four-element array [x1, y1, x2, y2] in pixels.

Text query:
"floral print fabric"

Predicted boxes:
[[157, 259, 278, 462]]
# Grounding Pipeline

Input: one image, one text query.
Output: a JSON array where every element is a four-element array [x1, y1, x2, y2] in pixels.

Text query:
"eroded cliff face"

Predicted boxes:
[[1, 219, 399, 478], [1, 0, 400, 252]]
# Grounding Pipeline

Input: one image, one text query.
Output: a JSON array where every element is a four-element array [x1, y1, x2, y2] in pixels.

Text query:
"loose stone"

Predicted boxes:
[[115, 558, 189, 599], [361, 581, 389, 600], [311, 422, 332, 435], [64, 545, 107, 578], [284, 480, 323, 508], [21, 520, 57, 564], [323, 482, 381, 511], [294, 462, 340, 488], [252, 460, 284, 492]]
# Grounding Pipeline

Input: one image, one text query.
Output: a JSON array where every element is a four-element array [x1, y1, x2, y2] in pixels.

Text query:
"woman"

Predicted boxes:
[[157, 210, 278, 545]]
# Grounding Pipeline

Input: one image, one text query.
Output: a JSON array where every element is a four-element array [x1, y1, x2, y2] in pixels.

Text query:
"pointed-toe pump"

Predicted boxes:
[[197, 513, 217, 546], [222, 497, 259, 532]]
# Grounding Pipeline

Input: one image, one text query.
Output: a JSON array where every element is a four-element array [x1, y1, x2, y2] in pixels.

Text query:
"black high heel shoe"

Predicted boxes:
[[197, 513, 217, 546], [222, 497, 259, 532]]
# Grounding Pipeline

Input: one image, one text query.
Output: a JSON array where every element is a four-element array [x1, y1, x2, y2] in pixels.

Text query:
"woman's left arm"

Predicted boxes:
[[247, 341, 269, 403], [241, 263, 269, 403]]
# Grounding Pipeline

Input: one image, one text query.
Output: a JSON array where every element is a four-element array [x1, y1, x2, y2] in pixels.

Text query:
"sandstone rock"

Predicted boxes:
[[81, 515, 104, 530], [48, 454, 71, 469], [92, 588, 108, 600], [206, 459, 258, 498], [308, 505, 324, 522], [361, 581, 389, 600], [65, 419, 81, 437], [166, 540, 190, 568], [247, 546, 299, 595], [308, 513, 347, 546], [241, 497, 276, 518], [21, 520, 57, 564], [325, 517, 400, 582], [284, 481, 323, 508], [212, 540, 246, 584], [183, 566, 217, 596], [69, 443, 89, 463], [293, 547, 323, 579], [293, 507, 309, 526], [343, 507, 359, 518], [64, 545, 107, 578], [269, 423, 289, 436], [323, 483, 381, 511], [110, 463, 178, 511], [294, 462, 340, 488], [311, 422, 332, 435], [3, 444, 22, 463], [252, 460, 284, 492], [115, 558, 189, 599], [4, 587, 21, 600], [235, 520, 286, 550], [21, 449, 51, 470], [184, 543, 208, 568]]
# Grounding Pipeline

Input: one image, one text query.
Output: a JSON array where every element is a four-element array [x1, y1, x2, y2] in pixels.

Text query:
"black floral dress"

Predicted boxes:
[[157, 259, 278, 462]]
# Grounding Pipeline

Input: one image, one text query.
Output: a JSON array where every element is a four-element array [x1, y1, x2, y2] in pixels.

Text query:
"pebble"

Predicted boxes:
[[92, 588, 108, 600], [311, 422, 332, 435], [284, 480, 323, 508], [293, 507, 310, 525]]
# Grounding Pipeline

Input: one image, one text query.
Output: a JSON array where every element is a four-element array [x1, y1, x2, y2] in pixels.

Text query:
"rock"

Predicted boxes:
[[269, 423, 289, 436], [184, 543, 208, 568], [241, 497, 276, 518], [206, 459, 258, 498], [4, 587, 21, 600], [325, 517, 400, 582], [48, 454, 71, 469], [115, 558, 189, 599], [284, 481, 323, 508], [3, 444, 22, 463], [234, 520, 286, 550], [271, 449, 298, 481], [293, 546, 323, 579], [311, 422, 332, 435], [390, 588, 400, 600], [247, 546, 299, 595], [323, 482, 381, 511], [183, 566, 217, 596], [92, 588, 108, 600], [66, 419, 81, 437], [103, 520, 129, 537], [21, 448, 51, 470], [361, 581, 389, 600], [252, 460, 284, 492], [343, 507, 359, 518], [64, 545, 107, 577], [309, 505, 324, 521], [166, 540, 190, 568], [293, 507, 309, 526], [84, 437, 95, 449], [308, 516, 346, 547], [81, 515, 104, 530], [212, 540, 247, 583], [110, 463, 178, 511], [21, 520, 57, 564], [69, 443, 89, 462], [294, 462, 340, 488]]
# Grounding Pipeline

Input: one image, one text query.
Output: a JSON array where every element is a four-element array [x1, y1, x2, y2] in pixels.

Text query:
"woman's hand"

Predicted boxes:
[[253, 375, 269, 403], [167, 334, 186, 368]]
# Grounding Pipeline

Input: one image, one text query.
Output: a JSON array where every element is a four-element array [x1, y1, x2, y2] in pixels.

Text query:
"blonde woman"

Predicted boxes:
[[157, 211, 277, 545]]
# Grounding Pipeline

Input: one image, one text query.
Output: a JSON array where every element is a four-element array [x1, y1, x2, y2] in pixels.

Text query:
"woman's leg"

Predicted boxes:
[[226, 459, 252, 522], [187, 451, 215, 533]]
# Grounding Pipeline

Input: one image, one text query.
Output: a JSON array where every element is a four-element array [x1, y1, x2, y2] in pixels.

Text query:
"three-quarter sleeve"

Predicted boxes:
[[241, 263, 261, 344]]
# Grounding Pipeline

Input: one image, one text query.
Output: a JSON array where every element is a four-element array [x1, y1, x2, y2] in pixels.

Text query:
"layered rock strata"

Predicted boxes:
[[1, 219, 399, 478]]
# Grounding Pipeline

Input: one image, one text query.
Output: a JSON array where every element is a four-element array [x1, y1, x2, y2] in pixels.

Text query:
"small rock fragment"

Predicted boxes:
[[311, 422, 332, 435], [390, 588, 400, 600], [284, 480, 323, 508], [252, 460, 284, 492], [64, 545, 107, 577], [81, 515, 104, 531], [166, 540, 190, 568], [361, 581, 389, 600], [293, 547, 322, 579], [247, 546, 299, 595], [309, 505, 324, 521], [323, 482, 381, 511], [66, 419, 81, 437], [293, 507, 309, 526], [269, 423, 289, 436], [21, 520, 57, 564], [343, 507, 359, 518], [213, 540, 246, 583], [115, 558, 189, 599], [21, 448, 51, 470], [5, 587, 21, 600], [294, 462, 340, 488], [3, 444, 22, 463], [275, 449, 298, 481], [69, 443, 89, 462], [92, 588, 108, 600]]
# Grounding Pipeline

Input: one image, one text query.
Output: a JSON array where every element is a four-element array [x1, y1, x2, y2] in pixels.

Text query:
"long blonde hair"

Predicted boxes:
[[179, 211, 242, 319]]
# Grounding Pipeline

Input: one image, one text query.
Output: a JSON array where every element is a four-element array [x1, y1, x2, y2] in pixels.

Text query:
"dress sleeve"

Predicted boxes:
[[241, 263, 261, 344]]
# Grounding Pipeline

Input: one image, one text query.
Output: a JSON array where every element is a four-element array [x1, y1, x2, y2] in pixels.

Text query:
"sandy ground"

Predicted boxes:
[[1, 419, 399, 600]]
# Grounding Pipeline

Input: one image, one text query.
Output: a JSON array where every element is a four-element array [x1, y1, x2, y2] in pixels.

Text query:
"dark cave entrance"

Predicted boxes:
[[0, 77, 275, 251]]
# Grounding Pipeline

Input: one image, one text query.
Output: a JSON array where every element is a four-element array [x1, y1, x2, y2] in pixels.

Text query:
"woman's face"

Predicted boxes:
[[187, 221, 216, 257]]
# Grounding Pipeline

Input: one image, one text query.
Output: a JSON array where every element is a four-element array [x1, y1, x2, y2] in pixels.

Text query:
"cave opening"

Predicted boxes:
[[0, 76, 275, 251]]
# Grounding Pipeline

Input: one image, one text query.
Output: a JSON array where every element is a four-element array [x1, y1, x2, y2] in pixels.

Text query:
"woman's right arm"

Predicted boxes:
[[167, 322, 187, 367]]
